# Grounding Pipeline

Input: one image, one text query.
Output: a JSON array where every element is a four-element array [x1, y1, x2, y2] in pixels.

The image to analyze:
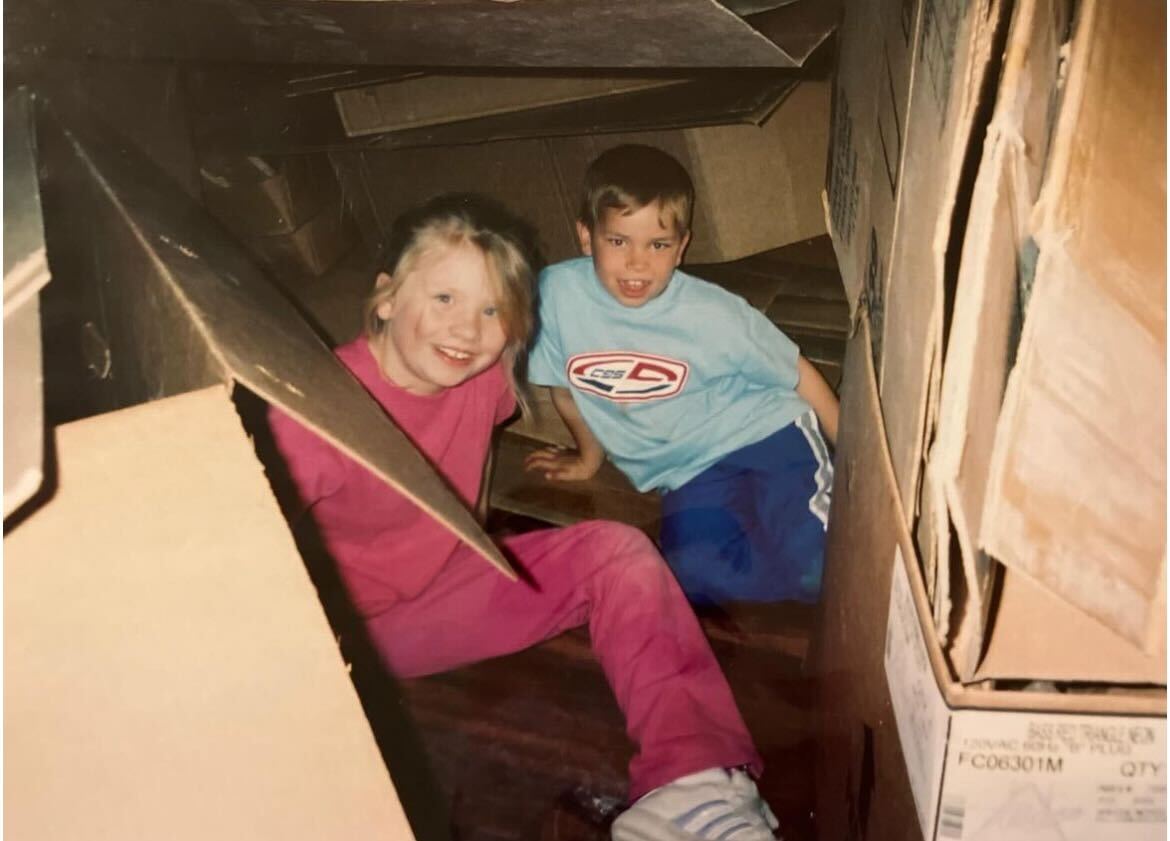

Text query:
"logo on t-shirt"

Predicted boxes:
[[566, 351, 689, 402]]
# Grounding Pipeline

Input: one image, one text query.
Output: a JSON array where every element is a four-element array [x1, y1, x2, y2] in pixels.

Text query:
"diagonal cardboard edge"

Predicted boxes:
[[41, 93, 515, 582]]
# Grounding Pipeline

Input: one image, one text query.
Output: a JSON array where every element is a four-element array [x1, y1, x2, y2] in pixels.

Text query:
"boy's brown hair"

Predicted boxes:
[[578, 144, 695, 238]]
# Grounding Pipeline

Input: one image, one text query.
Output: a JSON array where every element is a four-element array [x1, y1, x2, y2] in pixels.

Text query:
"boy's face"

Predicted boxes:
[[577, 202, 690, 308], [370, 241, 508, 395]]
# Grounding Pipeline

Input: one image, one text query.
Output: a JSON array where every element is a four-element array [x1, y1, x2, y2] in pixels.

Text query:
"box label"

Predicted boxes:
[[942, 711, 1166, 840], [886, 546, 953, 839]]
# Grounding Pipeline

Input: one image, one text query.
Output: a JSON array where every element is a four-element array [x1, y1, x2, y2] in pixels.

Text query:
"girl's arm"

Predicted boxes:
[[524, 386, 606, 482], [795, 355, 839, 448]]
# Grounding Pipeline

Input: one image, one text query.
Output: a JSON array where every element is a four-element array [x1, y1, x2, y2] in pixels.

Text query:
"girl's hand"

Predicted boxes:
[[524, 445, 604, 482]]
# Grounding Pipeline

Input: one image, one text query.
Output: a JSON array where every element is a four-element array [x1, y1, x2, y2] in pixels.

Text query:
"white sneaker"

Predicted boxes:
[[611, 768, 780, 840]]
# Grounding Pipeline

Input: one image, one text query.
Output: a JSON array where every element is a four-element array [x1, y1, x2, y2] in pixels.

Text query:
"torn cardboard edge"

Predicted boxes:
[[930, 0, 1071, 680], [854, 315, 1165, 705], [980, 0, 1165, 655], [38, 90, 515, 581]]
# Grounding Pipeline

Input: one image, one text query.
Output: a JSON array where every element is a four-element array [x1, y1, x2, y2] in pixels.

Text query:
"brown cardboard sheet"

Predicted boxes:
[[4, 387, 416, 840], [200, 153, 339, 238], [823, 0, 917, 317], [982, 0, 1166, 657], [37, 94, 512, 578], [341, 80, 829, 266], [8, 0, 836, 68], [335, 75, 689, 138], [931, 0, 1070, 678]]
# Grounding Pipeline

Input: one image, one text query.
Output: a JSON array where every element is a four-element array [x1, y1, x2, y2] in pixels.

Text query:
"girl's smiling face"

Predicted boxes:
[[369, 241, 508, 395]]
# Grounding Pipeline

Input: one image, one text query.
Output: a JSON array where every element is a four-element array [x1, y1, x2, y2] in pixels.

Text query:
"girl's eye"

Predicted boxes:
[[483, 306, 498, 317], [435, 293, 452, 304]]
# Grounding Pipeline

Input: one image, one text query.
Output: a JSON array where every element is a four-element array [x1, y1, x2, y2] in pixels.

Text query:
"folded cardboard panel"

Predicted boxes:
[[4, 388, 417, 840], [35, 93, 512, 577], [10, 0, 836, 68], [4, 88, 51, 518], [341, 80, 829, 266], [982, 0, 1166, 656], [335, 75, 688, 138], [814, 318, 1166, 841], [930, 0, 1070, 679], [878, 0, 1009, 563], [201, 153, 340, 238]]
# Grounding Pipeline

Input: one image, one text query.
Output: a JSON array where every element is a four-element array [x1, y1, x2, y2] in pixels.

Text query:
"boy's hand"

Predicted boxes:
[[524, 445, 605, 482]]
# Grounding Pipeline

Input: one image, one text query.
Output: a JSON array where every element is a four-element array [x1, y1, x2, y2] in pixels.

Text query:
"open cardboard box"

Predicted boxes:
[[814, 319, 1166, 841], [6, 93, 519, 838]]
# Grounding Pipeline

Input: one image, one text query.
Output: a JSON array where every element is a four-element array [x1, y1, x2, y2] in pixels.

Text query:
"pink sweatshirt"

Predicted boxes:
[[268, 338, 515, 616]]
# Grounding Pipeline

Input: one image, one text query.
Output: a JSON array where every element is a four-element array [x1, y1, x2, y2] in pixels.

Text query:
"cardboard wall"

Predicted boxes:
[[334, 80, 830, 266]]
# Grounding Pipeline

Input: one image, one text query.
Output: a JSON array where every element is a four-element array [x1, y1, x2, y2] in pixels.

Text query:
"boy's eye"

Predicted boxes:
[[606, 237, 625, 247], [652, 242, 672, 251]]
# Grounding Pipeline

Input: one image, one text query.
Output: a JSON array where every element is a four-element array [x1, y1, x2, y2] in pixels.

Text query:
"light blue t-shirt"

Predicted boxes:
[[528, 256, 812, 492]]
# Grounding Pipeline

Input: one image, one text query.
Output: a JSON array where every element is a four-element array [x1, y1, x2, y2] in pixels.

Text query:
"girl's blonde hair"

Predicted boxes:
[[363, 193, 540, 413]]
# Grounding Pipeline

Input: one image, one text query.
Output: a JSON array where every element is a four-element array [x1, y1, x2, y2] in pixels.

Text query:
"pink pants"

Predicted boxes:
[[363, 520, 763, 800]]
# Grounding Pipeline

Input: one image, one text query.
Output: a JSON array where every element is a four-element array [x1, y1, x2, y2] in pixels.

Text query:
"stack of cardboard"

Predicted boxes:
[[199, 153, 355, 278], [816, 0, 1166, 837]]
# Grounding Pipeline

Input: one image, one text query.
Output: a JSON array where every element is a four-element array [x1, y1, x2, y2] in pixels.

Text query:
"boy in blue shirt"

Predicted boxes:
[[526, 144, 839, 605]]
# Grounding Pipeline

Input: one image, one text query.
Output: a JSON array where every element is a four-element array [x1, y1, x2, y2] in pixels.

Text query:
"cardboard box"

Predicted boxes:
[[980, 0, 1166, 659], [336, 79, 830, 266], [814, 320, 1167, 841], [249, 199, 357, 278], [4, 88, 51, 518], [201, 153, 340, 238]]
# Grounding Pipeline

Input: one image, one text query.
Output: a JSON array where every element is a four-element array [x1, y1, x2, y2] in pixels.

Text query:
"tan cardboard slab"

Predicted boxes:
[[931, 0, 1071, 678], [4, 87, 51, 518], [335, 75, 689, 138], [37, 94, 512, 578], [982, 0, 1166, 655], [5, 387, 416, 840], [9, 0, 836, 68]]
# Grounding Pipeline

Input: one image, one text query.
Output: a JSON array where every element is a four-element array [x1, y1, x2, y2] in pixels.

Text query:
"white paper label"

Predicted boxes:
[[886, 546, 953, 839], [941, 711, 1166, 840]]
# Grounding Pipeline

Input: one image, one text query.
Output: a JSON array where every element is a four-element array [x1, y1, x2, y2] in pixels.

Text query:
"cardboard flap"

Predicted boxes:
[[982, 0, 1166, 653], [4, 87, 50, 519], [39, 94, 514, 580], [4, 388, 416, 839], [931, 0, 1070, 679], [9, 0, 834, 68]]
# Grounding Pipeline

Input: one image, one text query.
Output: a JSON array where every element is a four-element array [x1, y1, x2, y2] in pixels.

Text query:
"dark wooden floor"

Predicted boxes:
[[345, 515, 822, 841]]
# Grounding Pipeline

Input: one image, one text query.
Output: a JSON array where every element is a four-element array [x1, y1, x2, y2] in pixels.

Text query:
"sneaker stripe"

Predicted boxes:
[[714, 823, 755, 840], [697, 813, 744, 837], [672, 799, 730, 829]]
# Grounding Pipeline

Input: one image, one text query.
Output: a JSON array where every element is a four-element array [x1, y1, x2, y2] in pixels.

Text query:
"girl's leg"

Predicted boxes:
[[364, 520, 761, 800]]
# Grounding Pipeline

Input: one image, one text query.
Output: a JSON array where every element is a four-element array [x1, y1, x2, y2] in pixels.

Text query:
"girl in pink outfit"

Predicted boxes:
[[267, 194, 780, 840]]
